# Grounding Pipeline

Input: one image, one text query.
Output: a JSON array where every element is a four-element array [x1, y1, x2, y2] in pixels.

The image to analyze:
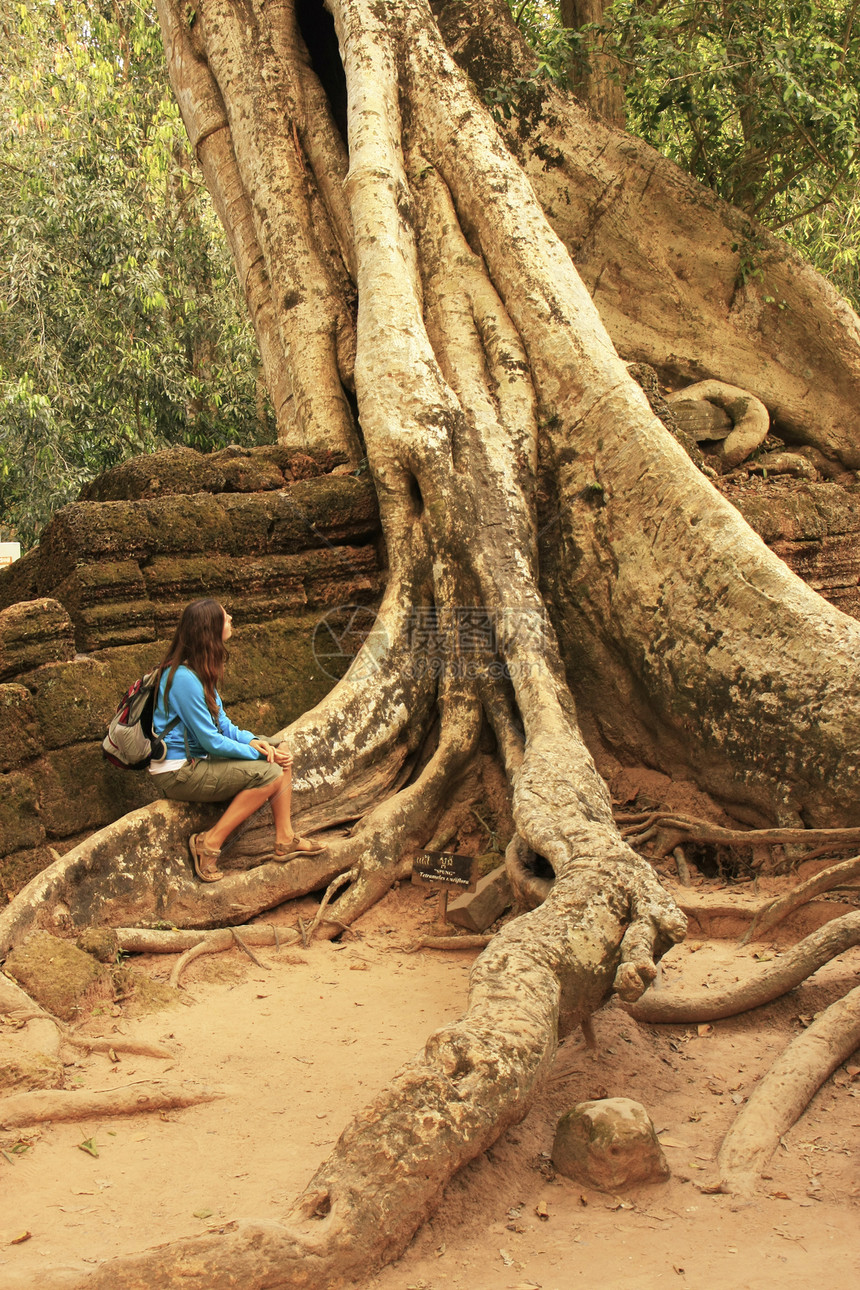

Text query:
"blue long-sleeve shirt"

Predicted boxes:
[[154, 665, 260, 761]]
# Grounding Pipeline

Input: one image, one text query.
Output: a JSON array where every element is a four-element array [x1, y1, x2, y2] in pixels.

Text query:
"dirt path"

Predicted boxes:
[[2, 883, 859, 1290]]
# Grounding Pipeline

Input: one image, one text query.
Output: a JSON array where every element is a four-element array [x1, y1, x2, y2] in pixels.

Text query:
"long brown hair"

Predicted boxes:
[[159, 598, 227, 721]]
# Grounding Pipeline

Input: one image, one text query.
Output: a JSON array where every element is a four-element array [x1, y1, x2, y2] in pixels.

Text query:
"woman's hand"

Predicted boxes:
[[250, 739, 293, 768]]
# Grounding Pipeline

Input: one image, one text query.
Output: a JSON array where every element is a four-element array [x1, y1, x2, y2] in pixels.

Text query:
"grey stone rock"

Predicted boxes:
[[552, 1097, 670, 1191], [0, 599, 76, 682], [670, 397, 733, 441], [4, 931, 112, 1022], [448, 864, 512, 932]]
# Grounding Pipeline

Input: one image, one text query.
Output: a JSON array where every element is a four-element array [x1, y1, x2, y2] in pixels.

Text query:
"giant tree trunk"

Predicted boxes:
[[24, 0, 860, 1284]]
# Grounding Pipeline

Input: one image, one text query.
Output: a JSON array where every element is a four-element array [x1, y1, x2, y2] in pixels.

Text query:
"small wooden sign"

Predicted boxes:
[[412, 850, 477, 892]]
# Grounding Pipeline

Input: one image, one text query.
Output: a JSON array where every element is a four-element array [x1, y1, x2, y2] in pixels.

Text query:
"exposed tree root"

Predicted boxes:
[[405, 934, 493, 952], [62, 1036, 175, 1060], [666, 380, 769, 470], [717, 982, 860, 1194], [622, 814, 860, 861], [504, 835, 552, 911], [169, 940, 219, 989], [0, 1082, 226, 1130], [0, 973, 49, 1017], [740, 855, 860, 944], [165, 925, 302, 989], [37, 849, 682, 1290], [625, 911, 860, 1024], [1, 976, 173, 1060], [115, 925, 296, 954]]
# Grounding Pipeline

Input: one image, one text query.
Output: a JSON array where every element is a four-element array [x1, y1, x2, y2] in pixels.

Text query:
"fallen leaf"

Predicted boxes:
[[9, 1232, 32, 1245], [77, 1138, 99, 1158], [193, 1208, 214, 1220], [499, 1248, 514, 1266], [658, 1136, 690, 1150]]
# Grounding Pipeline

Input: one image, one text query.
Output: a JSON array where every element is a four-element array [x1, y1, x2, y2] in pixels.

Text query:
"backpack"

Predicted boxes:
[[102, 668, 178, 770]]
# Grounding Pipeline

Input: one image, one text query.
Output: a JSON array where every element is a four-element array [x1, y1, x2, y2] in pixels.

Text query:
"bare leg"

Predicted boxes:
[[204, 768, 290, 851], [269, 763, 293, 844]]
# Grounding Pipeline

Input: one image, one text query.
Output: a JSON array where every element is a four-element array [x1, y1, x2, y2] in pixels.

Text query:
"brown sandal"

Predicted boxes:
[[269, 835, 326, 862], [189, 833, 224, 882]]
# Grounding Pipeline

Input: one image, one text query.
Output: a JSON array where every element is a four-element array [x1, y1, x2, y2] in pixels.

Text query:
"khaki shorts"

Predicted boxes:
[[156, 755, 282, 804]]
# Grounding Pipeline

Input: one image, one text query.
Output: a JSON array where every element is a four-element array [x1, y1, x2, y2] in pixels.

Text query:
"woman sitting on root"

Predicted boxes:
[[149, 597, 325, 882]]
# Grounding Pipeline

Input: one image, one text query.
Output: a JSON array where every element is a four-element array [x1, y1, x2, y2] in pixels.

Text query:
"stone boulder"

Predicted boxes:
[[3, 931, 113, 1022], [552, 1097, 670, 1191], [0, 599, 76, 682]]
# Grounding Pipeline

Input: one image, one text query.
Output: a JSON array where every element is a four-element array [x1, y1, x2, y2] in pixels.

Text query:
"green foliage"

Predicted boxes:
[[506, 0, 860, 309], [1, 0, 271, 549]]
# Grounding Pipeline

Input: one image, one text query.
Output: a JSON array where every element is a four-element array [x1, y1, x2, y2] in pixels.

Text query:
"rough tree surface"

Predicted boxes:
[[7, 0, 860, 1286]]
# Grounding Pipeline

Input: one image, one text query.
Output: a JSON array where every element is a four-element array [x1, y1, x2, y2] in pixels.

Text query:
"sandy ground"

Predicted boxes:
[[2, 880, 859, 1290]]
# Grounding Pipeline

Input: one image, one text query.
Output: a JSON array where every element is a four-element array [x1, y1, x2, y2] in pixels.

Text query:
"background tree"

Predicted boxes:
[[0, 0, 271, 548], [518, 0, 860, 308]]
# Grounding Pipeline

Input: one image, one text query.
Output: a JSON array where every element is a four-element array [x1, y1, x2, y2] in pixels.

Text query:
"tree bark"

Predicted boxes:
[[559, 0, 626, 129]]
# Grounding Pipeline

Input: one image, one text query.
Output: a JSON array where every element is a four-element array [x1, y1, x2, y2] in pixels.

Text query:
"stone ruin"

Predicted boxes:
[[0, 445, 382, 902], [2, 441, 860, 904]]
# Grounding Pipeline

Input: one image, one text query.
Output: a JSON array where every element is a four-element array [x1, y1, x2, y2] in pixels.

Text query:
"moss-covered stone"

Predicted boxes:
[[22, 656, 119, 749], [77, 927, 120, 962], [729, 479, 860, 544], [79, 445, 227, 501], [4, 931, 113, 1021], [0, 845, 57, 902], [552, 1098, 670, 1191], [0, 544, 40, 613], [74, 599, 158, 652], [38, 502, 160, 585], [219, 616, 338, 723], [109, 964, 181, 1016], [79, 444, 292, 503], [0, 599, 76, 682], [141, 494, 237, 556], [0, 771, 44, 857], [0, 684, 43, 770], [37, 743, 160, 837]]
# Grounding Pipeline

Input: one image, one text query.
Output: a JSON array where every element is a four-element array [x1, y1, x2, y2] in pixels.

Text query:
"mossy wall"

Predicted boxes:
[[0, 447, 382, 900]]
